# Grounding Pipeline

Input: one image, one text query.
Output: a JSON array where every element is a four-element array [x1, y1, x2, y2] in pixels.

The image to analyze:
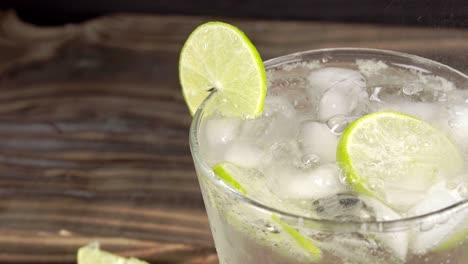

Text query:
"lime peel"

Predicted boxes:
[[272, 214, 322, 260], [212, 162, 248, 194]]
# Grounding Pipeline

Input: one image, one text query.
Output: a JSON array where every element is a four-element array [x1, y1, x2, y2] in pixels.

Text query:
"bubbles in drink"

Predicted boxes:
[[264, 223, 280, 234], [402, 83, 424, 96], [326, 114, 350, 135], [297, 153, 320, 169]]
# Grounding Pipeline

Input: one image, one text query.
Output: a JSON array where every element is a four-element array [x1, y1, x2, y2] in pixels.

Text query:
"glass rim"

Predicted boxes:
[[189, 47, 468, 232]]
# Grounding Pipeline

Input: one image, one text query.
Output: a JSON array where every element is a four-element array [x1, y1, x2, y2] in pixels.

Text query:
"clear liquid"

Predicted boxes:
[[196, 56, 468, 264]]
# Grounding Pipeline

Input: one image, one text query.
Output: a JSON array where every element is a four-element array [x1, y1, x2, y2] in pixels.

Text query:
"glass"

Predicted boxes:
[[189, 48, 468, 264]]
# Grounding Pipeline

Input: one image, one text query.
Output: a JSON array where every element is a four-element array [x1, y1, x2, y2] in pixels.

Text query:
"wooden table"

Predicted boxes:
[[0, 11, 466, 263]]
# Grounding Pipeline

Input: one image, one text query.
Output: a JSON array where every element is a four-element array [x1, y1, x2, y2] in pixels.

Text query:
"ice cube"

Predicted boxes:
[[298, 121, 338, 163], [266, 163, 348, 200], [318, 88, 355, 121], [307, 68, 367, 121], [264, 95, 297, 119], [240, 96, 298, 147], [319, 233, 402, 264], [204, 117, 241, 146], [199, 116, 241, 164], [314, 195, 408, 261], [224, 141, 263, 168], [307, 67, 366, 94], [326, 114, 351, 135], [382, 189, 426, 212], [407, 181, 467, 254], [362, 197, 409, 261]]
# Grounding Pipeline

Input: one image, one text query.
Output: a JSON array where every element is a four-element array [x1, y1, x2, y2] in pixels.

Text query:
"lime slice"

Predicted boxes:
[[212, 162, 322, 261], [337, 111, 464, 208], [212, 162, 248, 195], [179, 22, 267, 117], [77, 244, 149, 264], [271, 214, 322, 259]]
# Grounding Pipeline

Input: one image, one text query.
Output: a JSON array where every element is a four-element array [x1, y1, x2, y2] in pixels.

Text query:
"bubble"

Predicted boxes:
[[295, 154, 320, 169], [368, 177, 385, 190], [436, 91, 448, 102], [448, 104, 468, 116], [326, 114, 350, 135], [338, 169, 350, 185], [448, 119, 462, 128], [455, 181, 468, 197], [264, 223, 280, 234], [402, 84, 424, 95]]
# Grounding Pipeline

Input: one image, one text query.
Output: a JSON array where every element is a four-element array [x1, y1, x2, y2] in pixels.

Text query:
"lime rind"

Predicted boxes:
[[212, 162, 248, 194], [179, 21, 267, 117], [272, 214, 322, 260]]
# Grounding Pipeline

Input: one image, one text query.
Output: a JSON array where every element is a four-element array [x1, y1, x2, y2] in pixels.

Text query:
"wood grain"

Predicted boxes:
[[0, 11, 466, 263]]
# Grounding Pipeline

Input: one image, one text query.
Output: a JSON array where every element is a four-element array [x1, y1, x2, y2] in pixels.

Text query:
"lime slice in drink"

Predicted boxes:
[[179, 22, 267, 117], [337, 111, 464, 208], [212, 162, 248, 195], [77, 244, 149, 264], [212, 162, 322, 261]]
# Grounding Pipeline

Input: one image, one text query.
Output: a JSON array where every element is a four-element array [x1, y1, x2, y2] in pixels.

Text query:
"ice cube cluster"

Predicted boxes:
[[199, 59, 468, 260]]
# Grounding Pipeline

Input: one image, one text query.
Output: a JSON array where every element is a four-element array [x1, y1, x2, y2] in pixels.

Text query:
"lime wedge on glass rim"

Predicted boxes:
[[77, 244, 149, 264], [179, 21, 267, 117], [180, 21, 320, 262], [336, 111, 464, 208]]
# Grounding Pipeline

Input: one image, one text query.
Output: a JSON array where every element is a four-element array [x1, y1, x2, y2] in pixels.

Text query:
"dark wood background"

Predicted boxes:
[[0, 7, 465, 264], [0, 0, 467, 27]]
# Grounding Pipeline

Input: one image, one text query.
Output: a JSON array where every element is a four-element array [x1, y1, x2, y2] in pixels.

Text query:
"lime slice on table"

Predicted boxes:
[[179, 21, 267, 117], [77, 244, 149, 264], [212, 162, 322, 262], [336, 111, 463, 208]]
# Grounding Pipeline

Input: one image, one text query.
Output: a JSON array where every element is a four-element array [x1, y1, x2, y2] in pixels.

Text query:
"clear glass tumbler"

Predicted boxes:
[[189, 48, 468, 264]]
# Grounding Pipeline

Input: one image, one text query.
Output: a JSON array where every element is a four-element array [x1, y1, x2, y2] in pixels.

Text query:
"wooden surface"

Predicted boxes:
[[0, 11, 466, 263]]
